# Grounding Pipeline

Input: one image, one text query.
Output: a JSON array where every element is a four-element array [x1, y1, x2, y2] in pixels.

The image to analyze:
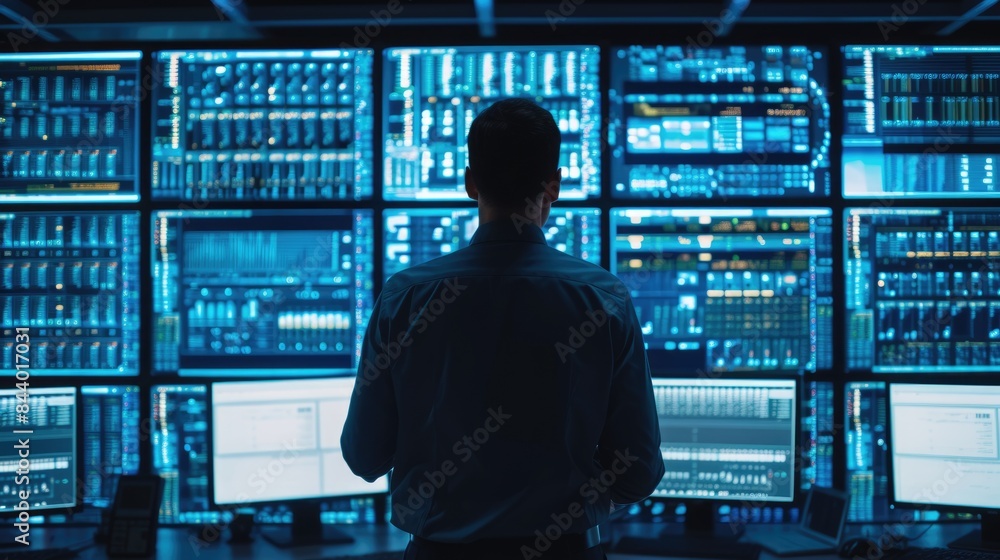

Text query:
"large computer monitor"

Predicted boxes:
[[0, 387, 78, 519], [384, 207, 601, 276], [151, 209, 374, 376], [845, 208, 1000, 373], [1, 211, 141, 375], [609, 45, 831, 199], [151, 49, 374, 201], [843, 46, 1000, 198], [611, 208, 834, 374], [211, 377, 388, 547], [889, 383, 1000, 552], [383, 45, 601, 200], [651, 377, 798, 542], [0, 51, 142, 203], [81, 386, 140, 508]]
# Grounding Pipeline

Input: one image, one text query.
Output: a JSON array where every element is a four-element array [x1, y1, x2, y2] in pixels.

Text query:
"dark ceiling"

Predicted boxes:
[[0, 0, 997, 45]]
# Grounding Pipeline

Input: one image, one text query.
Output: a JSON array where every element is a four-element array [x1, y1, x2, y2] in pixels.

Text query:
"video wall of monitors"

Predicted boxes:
[[2, 43, 997, 524]]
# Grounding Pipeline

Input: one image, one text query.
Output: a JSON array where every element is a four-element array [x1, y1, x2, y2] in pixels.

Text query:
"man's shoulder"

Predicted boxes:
[[382, 245, 628, 300]]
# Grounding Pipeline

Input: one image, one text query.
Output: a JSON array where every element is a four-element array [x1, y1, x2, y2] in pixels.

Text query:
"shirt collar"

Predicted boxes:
[[470, 217, 547, 246]]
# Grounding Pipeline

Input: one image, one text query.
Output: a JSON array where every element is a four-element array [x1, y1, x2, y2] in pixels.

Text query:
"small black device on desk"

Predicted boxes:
[[105, 475, 165, 558]]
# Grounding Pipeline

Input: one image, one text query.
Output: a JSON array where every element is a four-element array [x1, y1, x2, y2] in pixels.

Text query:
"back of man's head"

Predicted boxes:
[[467, 98, 561, 209]]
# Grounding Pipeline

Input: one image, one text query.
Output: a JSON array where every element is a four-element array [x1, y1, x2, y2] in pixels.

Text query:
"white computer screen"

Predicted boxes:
[[890, 383, 1000, 510], [211, 377, 388, 505]]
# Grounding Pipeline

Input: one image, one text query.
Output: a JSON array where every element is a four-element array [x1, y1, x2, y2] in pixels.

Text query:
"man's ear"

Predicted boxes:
[[465, 166, 479, 201], [543, 168, 562, 204]]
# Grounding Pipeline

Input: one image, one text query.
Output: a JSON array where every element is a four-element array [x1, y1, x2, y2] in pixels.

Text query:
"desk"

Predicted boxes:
[[2, 522, 982, 559]]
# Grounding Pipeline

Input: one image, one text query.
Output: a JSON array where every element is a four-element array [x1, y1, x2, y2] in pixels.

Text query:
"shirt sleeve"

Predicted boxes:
[[341, 294, 398, 483], [597, 292, 665, 504]]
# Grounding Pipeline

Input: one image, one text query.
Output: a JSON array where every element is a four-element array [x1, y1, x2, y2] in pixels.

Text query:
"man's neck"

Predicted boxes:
[[478, 204, 545, 228]]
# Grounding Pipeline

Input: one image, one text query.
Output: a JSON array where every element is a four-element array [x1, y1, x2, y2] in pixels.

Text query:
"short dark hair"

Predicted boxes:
[[466, 98, 561, 209]]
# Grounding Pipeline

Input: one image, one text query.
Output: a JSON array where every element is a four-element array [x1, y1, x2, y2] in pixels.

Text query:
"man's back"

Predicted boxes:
[[342, 218, 664, 542]]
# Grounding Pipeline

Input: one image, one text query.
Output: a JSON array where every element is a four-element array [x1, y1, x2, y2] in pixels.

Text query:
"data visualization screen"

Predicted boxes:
[[152, 385, 214, 524], [383, 46, 601, 200], [890, 383, 1000, 510], [384, 207, 601, 276], [652, 378, 797, 502], [846, 208, 1000, 372], [0, 387, 76, 513], [846, 381, 890, 522], [212, 377, 388, 505], [82, 386, 140, 508], [0, 52, 141, 203], [1, 212, 141, 376], [152, 49, 374, 201], [612, 208, 834, 374], [152, 210, 374, 376], [843, 46, 1000, 198], [609, 45, 830, 199], [803, 381, 835, 491]]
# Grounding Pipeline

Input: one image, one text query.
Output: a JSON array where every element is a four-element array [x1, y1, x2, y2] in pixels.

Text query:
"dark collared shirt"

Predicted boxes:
[[341, 217, 664, 542]]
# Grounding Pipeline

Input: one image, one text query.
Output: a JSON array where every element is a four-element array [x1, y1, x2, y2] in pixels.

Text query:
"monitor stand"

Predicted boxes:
[[617, 502, 759, 559], [949, 511, 1000, 553], [259, 502, 355, 548], [658, 501, 745, 541]]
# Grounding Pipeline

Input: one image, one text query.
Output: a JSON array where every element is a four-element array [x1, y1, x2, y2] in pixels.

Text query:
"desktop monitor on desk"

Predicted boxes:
[[651, 377, 799, 538], [0, 386, 78, 518], [210, 376, 388, 547], [888, 382, 1000, 553]]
